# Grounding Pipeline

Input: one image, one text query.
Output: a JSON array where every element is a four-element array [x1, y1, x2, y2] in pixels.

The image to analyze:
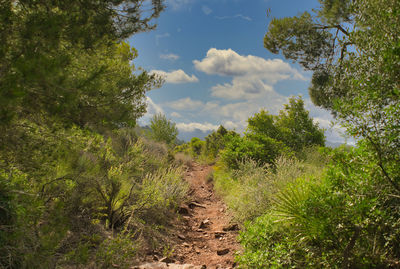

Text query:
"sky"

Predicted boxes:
[[129, 0, 348, 143]]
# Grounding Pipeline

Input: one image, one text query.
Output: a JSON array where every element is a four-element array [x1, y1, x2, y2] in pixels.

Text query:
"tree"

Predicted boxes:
[[0, 0, 165, 127], [0, 1, 167, 267], [243, 1, 400, 266], [204, 125, 229, 158], [246, 96, 325, 153], [149, 113, 178, 145], [275, 96, 325, 151], [264, 0, 400, 192]]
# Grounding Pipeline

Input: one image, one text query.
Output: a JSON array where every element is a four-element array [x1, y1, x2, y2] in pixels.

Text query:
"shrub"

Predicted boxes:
[[214, 149, 327, 224], [149, 113, 178, 146], [237, 146, 400, 268]]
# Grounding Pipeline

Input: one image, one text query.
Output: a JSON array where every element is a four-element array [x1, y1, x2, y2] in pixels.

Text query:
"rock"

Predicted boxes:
[[178, 206, 190, 215], [133, 263, 204, 269], [214, 231, 226, 238], [188, 201, 206, 209], [159, 257, 175, 264], [222, 224, 239, 231], [177, 234, 186, 240], [217, 248, 230, 256], [199, 219, 210, 229], [183, 242, 190, 247]]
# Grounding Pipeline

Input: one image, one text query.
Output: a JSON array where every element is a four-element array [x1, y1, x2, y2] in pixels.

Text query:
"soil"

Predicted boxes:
[[135, 162, 241, 269]]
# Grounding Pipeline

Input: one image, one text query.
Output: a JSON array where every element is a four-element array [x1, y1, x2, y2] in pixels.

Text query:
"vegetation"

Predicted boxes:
[[149, 113, 179, 146], [231, 0, 400, 267], [0, 1, 193, 268], [1, 0, 398, 267], [222, 96, 325, 169]]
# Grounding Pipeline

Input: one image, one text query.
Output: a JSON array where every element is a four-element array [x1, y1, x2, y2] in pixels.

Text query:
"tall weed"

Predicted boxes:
[[214, 149, 327, 223]]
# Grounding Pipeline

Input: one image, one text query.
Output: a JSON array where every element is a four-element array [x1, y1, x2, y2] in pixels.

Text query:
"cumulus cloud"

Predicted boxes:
[[160, 53, 180, 61], [166, 97, 204, 111], [194, 48, 305, 79], [150, 69, 199, 84], [202, 5, 213, 15], [138, 97, 164, 126], [176, 122, 219, 132], [146, 96, 164, 115], [211, 78, 274, 99], [193, 48, 305, 100]]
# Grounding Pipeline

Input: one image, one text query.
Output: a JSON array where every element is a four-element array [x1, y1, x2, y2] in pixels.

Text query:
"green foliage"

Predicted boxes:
[[214, 148, 328, 224], [0, 0, 164, 127], [204, 125, 229, 158], [252, 2, 400, 266], [221, 135, 285, 170], [221, 97, 324, 169], [275, 96, 325, 151], [237, 147, 400, 268], [189, 137, 206, 157], [149, 113, 178, 146], [0, 124, 188, 267], [265, 0, 399, 191], [0, 1, 172, 267], [95, 233, 138, 269]]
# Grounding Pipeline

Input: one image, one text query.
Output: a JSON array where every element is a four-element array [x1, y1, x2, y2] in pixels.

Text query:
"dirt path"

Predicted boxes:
[[135, 163, 240, 269], [174, 163, 240, 268]]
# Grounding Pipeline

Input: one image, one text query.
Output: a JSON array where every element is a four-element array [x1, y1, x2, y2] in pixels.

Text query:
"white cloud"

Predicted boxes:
[[194, 48, 305, 100], [223, 120, 240, 130], [215, 14, 252, 21], [176, 122, 219, 132], [150, 69, 199, 84], [211, 77, 274, 99], [170, 112, 182, 118], [146, 96, 164, 115], [202, 5, 213, 15], [160, 53, 180, 61], [138, 97, 164, 126], [194, 48, 305, 79], [166, 97, 204, 111]]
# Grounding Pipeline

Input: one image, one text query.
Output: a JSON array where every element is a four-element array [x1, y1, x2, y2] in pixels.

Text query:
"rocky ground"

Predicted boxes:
[[134, 163, 240, 269]]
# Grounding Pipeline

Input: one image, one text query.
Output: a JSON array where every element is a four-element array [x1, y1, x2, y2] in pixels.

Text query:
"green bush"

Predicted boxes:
[[149, 113, 178, 146], [237, 146, 400, 268], [214, 149, 327, 223]]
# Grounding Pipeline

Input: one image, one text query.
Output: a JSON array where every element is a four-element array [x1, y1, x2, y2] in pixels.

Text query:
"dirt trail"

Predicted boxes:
[[174, 163, 240, 268], [135, 163, 240, 269]]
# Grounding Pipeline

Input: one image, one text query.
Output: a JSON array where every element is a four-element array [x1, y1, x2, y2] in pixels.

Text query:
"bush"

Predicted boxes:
[[149, 113, 178, 146], [214, 149, 327, 224], [237, 146, 400, 268], [95, 233, 138, 269]]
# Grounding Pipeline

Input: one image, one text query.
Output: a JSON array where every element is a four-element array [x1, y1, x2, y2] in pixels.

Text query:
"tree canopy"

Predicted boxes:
[[0, 0, 164, 128], [149, 113, 178, 145], [264, 0, 400, 192]]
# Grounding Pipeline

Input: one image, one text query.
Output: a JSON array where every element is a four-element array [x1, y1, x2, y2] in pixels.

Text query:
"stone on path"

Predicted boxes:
[[216, 249, 230, 256], [132, 262, 205, 269]]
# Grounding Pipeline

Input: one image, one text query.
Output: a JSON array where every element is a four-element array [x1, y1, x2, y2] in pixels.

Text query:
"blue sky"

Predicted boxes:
[[129, 0, 347, 143]]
